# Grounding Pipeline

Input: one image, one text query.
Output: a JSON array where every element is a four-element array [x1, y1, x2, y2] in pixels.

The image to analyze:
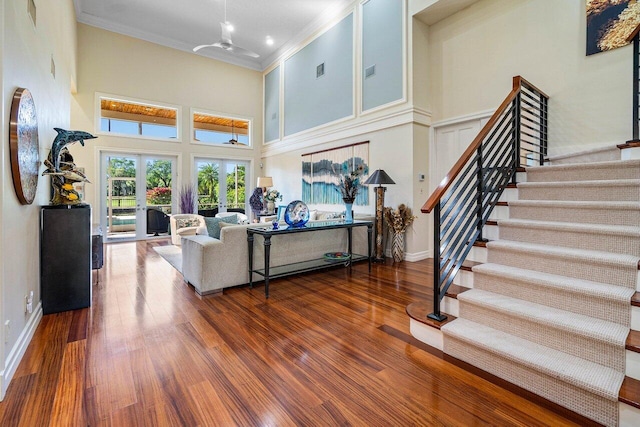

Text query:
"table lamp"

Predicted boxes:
[[256, 176, 274, 212], [363, 169, 395, 262]]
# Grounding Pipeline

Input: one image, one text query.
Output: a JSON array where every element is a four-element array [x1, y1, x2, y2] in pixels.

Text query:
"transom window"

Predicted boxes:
[[98, 95, 180, 141], [192, 110, 251, 147]]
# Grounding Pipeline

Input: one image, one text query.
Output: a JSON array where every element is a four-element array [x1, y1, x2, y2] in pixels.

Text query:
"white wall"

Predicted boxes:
[[260, 0, 431, 259], [71, 24, 264, 216], [427, 0, 631, 155], [1, 0, 77, 398], [265, 121, 430, 258]]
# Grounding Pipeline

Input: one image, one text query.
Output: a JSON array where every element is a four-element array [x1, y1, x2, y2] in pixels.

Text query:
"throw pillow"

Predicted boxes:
[[204, 214, 237, 239], [176, 217, 200, 228]]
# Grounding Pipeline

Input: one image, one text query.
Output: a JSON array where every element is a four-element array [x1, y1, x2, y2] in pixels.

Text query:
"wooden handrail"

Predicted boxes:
[[421, 76, 547, 213]]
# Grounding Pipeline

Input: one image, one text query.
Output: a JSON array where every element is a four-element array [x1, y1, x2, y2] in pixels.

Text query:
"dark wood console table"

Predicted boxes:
[[247, 220, 373, 298]]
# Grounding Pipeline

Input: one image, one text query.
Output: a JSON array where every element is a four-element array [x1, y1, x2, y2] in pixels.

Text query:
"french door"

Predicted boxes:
[[195, 158, 249, 215], [100, 152, 177, 241]]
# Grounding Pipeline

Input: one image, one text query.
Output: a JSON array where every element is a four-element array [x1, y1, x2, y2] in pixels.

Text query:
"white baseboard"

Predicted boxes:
[[404, 250, 429, 262], [0, 302, 43, 401]]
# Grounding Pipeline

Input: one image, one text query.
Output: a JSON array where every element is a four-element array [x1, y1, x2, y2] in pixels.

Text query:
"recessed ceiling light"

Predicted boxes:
[[266, 36, 274, 46], [225, 21, 234, 32]]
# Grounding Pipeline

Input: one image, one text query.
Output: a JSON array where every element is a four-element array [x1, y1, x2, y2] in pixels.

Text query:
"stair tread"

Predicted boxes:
[[508, 200, 640, 210], [442, 318, 624, 400], [620, 376, 640, 409], [632, 292, 640, 307], [498, 218, 640, 236], [487, 240, 640, 267], [627, 330, 640, 353], [517, 178, 640, 188], [445, 284, 471, 299], [526, 159, 640, 173], [405, 302, 456, 329], [472, 263, 635, 302], [458, 289, 629, 345]]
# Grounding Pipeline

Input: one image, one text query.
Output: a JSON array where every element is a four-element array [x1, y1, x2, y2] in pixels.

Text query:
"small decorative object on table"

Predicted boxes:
[[335, 163, 367, 222], [384, 204, 417, 262], [283, 200, 310, 227], [272, 220, 279, 230], [41, 128, 97, 205], [263, 188, 282, 214], [323, 252, 351, 262]]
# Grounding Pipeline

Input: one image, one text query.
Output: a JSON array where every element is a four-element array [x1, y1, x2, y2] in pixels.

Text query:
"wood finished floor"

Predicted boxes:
[[0, 239, 596, 426]]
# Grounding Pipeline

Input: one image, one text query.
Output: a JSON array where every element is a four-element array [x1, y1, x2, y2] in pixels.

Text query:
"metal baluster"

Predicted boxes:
[[428, 202, 447, 322]]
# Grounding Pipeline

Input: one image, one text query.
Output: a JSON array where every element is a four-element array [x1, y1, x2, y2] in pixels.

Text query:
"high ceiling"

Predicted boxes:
[[73, 0, 351, 71]]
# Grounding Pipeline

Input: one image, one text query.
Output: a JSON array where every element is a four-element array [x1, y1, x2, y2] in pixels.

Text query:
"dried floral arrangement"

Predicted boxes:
[[179, 184, 197, 214], [335, 163, 367, 202], [383, 204, 417, 233]]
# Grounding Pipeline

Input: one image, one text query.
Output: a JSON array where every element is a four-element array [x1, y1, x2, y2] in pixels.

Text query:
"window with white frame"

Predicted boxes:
[[192, 110, 251, 147], [98, 95, 180, 141]]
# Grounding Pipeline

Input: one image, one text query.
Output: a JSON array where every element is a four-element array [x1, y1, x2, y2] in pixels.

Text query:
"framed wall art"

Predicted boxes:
[[9, 88, 39, 205]]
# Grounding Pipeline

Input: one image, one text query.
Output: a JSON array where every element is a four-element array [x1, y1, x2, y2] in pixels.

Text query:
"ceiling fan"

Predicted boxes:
[[224, 120, 247, 145], [193, 0, 259, 58]]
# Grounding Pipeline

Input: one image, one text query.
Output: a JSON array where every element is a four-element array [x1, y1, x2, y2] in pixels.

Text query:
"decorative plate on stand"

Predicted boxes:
[[9, 88, 39, 205], [284, 200, 310, 227]]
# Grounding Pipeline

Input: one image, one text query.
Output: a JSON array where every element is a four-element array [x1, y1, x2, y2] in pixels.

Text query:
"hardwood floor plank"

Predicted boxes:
[[48, 340, 86, 426], [0, 241, 599, 426]]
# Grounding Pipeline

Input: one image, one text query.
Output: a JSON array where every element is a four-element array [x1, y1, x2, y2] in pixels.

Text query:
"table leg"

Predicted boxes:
[[367, 224, 373, 272], [264, 235, 271, 298], [247, 232, 254, 288], [347, 227, 353, 273]]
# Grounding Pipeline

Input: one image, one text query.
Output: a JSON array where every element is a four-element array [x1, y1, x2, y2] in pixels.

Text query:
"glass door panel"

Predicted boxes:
[[144, 157, 174, 237], [225, 162, 246, 212], [195, 158, 249, 217], [104, 155, 138, 240], [196, 159, 220, 216], [101, 152, 176, 241]]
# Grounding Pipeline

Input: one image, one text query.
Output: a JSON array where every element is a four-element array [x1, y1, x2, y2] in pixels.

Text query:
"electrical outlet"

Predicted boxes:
[[26, 291, 33, 314], [5, 320, 10, 343]]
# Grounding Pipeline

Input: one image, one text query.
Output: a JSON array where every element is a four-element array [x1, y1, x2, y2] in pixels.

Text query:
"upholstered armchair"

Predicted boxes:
[[170, 214, 207, 246]]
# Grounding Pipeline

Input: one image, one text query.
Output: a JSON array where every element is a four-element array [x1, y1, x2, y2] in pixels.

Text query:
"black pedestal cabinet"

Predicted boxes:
[[40, 205, 91, 315]]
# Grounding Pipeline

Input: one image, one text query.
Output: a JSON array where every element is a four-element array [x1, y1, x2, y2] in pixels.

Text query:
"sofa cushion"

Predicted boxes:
[[204, 214, 237, 239]]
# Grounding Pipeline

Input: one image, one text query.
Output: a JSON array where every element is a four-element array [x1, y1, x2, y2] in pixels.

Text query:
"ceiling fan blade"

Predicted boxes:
[[228, 44, 260, 58], [193, 44, 216, 52]]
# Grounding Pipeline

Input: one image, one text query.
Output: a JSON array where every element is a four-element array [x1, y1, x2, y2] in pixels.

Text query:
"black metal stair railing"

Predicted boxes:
[[421, 76, 549, 322]]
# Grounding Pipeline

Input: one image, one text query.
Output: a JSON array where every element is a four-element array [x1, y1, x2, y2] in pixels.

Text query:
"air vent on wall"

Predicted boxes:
[[365, 65, 376, 79], [317, 63, 325, 78]]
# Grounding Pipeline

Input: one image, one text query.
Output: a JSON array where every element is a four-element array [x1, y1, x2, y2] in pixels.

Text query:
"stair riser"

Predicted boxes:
[[458, 300, 625, 371], [487, 247, 638, 289], [444, 335, 618, 427], [518, 185, 640, 202], [465, 246, 486, 263], [489, 205, 509, 220], [453, 269, 474, 288], [498, 225, 640, 257], [473, 271, 631, 325], [509, 205, 640, 227], [527, 167, 640, 183]]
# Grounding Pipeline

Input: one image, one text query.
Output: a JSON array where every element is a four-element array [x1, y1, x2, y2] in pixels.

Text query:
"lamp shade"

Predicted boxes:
[[363, 169, 395, 186], [257, 176, 273, 188]]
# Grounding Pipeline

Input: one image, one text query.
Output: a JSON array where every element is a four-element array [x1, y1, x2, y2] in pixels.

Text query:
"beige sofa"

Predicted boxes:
[[181, 216, 373, 296]]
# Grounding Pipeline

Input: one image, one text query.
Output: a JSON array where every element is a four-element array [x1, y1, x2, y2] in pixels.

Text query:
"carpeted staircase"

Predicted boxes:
[[439, 157, 640, 426]]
